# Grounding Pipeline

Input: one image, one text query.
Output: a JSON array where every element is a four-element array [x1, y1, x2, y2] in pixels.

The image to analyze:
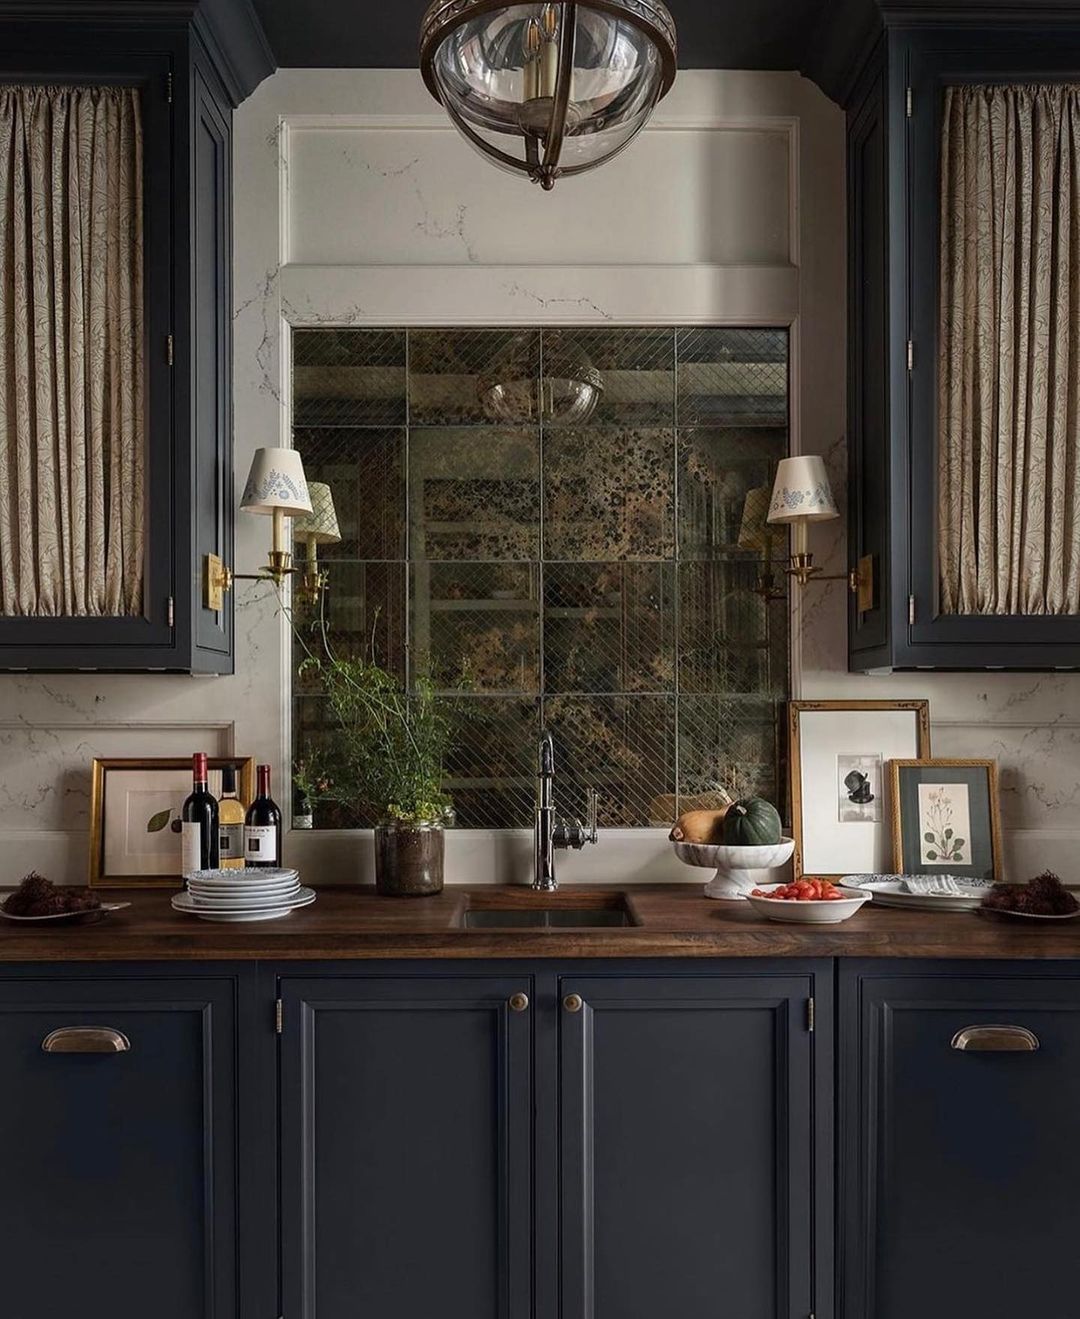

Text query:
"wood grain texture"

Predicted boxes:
[[0, 885, 1079, 962]]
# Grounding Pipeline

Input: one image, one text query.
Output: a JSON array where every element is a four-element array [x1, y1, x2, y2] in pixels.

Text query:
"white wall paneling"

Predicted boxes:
[[239, 68, 845, 885]]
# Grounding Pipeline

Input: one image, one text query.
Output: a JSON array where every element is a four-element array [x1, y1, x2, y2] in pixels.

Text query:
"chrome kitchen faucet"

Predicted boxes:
[[533, 731, 600, 892]]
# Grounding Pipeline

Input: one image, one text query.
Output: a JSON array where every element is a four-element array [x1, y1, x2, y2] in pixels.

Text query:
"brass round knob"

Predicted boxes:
[[509, 992, 529, 1013], [563, 994, 584, 1013]]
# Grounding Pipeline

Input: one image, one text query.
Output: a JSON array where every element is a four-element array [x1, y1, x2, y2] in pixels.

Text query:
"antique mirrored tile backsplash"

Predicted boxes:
[[292, 327, 790, 829]]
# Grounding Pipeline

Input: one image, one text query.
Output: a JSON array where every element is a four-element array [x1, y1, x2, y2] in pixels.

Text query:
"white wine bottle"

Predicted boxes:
[[217, 764, 246, 870]]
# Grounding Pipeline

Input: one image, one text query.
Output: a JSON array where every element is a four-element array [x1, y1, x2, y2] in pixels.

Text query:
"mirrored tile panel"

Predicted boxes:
[[292, 327, 790, 829]]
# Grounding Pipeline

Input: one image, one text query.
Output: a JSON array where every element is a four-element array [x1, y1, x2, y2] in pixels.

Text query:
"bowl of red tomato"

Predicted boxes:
[[744, 879, 871, 923]]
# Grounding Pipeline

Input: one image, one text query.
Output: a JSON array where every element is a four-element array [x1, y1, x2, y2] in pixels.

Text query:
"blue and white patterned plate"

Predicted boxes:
[[843, 874, 991, 912]]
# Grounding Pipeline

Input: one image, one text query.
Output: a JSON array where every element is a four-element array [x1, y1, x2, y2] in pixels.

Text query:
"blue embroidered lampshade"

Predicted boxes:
[[766, 456, 838, 525], [240, 447, 313, 517]]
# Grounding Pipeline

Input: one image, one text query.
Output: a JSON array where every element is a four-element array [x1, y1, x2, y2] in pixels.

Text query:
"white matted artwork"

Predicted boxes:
[[789, 701, 931, 880], [89, 757, 255, 887]]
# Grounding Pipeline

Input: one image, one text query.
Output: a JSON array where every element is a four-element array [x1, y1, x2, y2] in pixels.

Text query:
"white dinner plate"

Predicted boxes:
[[187, 878, 301, 897], [177, 886, 307, 912], [187, 889, 302, 910], [187, 874, 301, 893], [171, 888, 316, 922], [187, 867, 298, 883]]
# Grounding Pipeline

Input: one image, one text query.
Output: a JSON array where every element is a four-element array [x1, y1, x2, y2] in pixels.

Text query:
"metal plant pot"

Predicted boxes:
[[374, 820, 445, 897]]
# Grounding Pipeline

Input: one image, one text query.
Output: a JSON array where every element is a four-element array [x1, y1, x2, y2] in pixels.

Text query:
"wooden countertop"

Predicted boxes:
[[0, 884, 1079, 961]]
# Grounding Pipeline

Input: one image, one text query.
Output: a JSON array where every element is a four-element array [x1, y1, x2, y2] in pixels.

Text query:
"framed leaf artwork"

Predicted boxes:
[[888, 759, 1003, 883], [88, 757, 255, 888]]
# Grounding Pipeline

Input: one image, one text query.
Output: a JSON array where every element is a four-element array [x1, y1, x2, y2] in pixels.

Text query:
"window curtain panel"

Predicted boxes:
[[939, 84, 1080, 616], [0, 85, 144, 617]]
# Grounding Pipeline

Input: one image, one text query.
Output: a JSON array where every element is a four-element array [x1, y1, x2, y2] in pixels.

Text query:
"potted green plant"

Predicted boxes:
[[293, 641, 452, 897]]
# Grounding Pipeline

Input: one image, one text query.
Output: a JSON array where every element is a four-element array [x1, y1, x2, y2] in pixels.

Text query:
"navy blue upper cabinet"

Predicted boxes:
[[847, 21, 1080, 671], [559, 971, 825, 1319], [840, 963, 1080, 1319], [0, 971, 239, 1319], [0, 4, 271, 672], [278, 973, 534, 1319]]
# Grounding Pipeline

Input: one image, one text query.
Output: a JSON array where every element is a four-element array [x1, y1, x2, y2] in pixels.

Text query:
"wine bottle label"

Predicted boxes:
[[218, 823, 243, 859], [180, 821, 203, 876], [244, 825, 278, 863]]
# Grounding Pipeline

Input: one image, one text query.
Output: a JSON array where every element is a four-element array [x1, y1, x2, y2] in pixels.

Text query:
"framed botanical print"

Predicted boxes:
[[789, 700, 932, 881], [88, 757, 255, 888], [889, 759, 1003, 883]]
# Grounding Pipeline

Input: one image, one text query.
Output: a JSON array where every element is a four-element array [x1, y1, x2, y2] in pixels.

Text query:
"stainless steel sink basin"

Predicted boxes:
[[461, 891, 635, 930], [464, 907, 631, 929]]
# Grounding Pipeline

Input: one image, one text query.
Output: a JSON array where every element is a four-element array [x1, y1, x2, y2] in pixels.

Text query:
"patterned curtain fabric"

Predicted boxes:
[[939, 84, 1080, 616], [0, 85, 144, 617]]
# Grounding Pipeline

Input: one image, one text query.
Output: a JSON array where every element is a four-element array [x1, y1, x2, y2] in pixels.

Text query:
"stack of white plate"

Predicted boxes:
[[172, 868, 316, 922]]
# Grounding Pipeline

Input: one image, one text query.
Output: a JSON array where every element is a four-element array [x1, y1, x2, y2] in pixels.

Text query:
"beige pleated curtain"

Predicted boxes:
[[0, 85, 144, 618], [940, 83, 1080, 616]]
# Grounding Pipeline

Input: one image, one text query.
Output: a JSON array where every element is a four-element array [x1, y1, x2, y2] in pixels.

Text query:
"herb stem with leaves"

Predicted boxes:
[[286, 587, 451, 828]]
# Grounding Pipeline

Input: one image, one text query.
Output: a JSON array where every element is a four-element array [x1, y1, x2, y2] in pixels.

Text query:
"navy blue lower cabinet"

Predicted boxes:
[[559, 972, 820, 1319], [278, 974, 533, 1319], [0, 972, 238, 1319], [840, 963, 1080, 1319]]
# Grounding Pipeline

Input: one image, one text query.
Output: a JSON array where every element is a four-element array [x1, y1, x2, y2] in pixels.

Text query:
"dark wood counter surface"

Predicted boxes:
[[0, 884, 1078, 961]]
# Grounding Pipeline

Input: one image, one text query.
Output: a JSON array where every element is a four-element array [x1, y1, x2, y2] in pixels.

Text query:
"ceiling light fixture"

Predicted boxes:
[[419, 0, 677, 190]]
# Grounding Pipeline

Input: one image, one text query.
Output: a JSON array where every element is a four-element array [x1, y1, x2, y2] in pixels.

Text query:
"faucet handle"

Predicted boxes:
[[553, 789, 600, 852], [584, 787, 599, 845]]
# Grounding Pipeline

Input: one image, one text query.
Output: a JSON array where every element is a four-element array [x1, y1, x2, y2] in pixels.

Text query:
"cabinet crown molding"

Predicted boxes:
[[0, 0, 274, 104]]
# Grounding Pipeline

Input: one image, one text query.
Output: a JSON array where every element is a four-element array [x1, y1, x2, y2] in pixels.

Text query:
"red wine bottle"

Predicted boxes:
[[244, 764, 282, 868], [181, 752, 220, 874]]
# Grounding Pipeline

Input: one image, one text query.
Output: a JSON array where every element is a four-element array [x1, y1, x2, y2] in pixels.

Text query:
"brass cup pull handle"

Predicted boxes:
[[951, 1025, 1039, 1053], [42, 1027, 131, 1054], [508, 992, 529, 1013], [563, 994, 584, 1013]]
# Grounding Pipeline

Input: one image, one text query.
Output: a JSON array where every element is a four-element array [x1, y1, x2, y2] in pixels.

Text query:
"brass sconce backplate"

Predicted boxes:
[[204, 553, 232, 611]]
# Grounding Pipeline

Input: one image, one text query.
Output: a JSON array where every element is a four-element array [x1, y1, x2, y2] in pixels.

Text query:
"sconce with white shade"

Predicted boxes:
[[204, 447, 313, 610], [767, 455, 873, 606], [293, 482, 341, 606]]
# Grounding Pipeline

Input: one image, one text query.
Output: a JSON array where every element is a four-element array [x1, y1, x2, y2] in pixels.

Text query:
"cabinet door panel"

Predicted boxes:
[[280, 975, 532, 1319], [0, 975, 237, 1319], [0, 49, 175, 668], [560, 975, 814, 1319], [842, 967, 1080, 1319], [190, 63, 233, 666], [901, 30, 1080, 665]]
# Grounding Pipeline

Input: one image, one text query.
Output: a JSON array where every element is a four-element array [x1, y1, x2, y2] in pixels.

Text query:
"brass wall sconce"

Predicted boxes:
[[766, 456, 874, 608], [292, 482, 342, 606], [204, 447, 313, 611]]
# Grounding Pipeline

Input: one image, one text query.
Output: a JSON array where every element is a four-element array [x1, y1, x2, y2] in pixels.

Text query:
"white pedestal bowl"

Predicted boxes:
[[673, 837, 797, 900]]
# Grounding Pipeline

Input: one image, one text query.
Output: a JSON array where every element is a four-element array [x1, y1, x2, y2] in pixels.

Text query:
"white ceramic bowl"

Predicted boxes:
[[673, 837, 796, 900], [744, 883, 871, 924]]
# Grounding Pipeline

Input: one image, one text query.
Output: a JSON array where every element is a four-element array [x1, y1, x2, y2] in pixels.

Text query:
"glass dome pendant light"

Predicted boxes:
[[419, 1, 678, 190]]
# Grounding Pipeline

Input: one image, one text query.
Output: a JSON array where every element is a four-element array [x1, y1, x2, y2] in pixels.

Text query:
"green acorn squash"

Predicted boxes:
[[722, 797, 782, 847]]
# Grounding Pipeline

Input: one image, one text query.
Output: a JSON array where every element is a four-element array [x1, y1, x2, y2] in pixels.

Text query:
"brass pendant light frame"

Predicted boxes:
[[419, 0, 677, 190]]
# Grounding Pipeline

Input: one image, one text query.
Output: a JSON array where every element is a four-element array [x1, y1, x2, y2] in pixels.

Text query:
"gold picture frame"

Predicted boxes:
[[888, 758, 1003, 882], [789, 700, 932, 881], [88, 757, 256, 889]]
